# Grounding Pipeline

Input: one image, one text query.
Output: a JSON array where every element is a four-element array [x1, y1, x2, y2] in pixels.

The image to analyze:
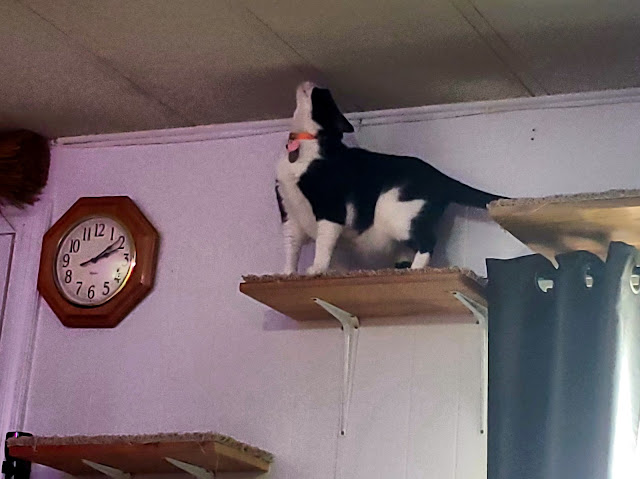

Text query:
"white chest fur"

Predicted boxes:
[[276, 141, 320, 239]]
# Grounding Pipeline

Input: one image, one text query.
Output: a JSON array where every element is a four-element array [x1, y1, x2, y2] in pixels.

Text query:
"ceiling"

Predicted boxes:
[[1, 0, 639, 138]]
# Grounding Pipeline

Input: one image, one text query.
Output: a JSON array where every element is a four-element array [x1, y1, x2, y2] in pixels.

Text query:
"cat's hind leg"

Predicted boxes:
[[411, 251, 431, 269], [395, 260, 413, 269], [394, 246, 415, 269], [407, 201, 445, 270]]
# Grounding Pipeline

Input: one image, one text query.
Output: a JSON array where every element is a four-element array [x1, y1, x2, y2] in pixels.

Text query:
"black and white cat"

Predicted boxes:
[[276, 81, 504, 275]]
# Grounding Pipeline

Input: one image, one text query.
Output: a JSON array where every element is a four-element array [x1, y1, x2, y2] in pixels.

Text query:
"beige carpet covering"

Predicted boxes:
[[243, 266, 486, 286], [490, 188, 640, 209]]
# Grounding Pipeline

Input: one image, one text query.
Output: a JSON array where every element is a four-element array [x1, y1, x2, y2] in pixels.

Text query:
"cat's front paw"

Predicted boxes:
[[306, 264, 328, 275]]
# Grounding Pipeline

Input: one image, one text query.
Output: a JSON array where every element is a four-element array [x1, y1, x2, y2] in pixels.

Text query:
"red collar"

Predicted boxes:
[[286, 132, 317, 158], [289, 132, 317, 141]]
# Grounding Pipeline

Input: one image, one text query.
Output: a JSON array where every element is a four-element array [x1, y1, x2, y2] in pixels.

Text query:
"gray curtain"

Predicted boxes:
[[487, 241, 640, 479]]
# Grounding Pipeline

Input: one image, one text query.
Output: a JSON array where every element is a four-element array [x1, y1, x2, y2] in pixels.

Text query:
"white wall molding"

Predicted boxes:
[[0, 201, 51, 442], [54, 87, 640, 149], [54, 118, 291, 148]]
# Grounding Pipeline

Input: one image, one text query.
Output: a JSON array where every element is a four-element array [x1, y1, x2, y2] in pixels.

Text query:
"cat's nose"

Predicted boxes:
[[298, 81, 316, 96]]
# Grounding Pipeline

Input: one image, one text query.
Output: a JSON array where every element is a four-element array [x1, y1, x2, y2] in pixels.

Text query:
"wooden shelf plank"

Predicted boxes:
[[240, 268, 486, 322], [489, 189, 640, 260], [7, 433, 273, 475]]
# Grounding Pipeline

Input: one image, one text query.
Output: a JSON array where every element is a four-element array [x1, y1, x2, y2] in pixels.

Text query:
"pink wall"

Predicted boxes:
[[22, 89, 640, 478]]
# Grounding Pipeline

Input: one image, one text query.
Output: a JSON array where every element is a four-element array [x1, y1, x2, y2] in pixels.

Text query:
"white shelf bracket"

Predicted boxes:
[[453, 291, 487, 324], [313, 297, 360, 438], [81, 460, 131, 479], [165, 457, 215, 479], [453, 291, 488, 435]]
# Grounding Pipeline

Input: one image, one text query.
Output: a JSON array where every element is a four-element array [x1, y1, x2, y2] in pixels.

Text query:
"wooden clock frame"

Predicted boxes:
[[37, 196, 159, 328]]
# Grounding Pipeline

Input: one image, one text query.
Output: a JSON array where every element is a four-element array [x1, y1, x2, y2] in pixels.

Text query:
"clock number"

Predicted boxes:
[[65, 270, 72, 283], [118, 236, 125, 249], [123, 253, 129, 262], [88, 285, 95, 299], [62, 254, 70, 267], [76, 281, 83, 295], [69, 239, 80, 253], [95, 223, 105, 237], [82, 228, 91, 241], [110, 227, 115, 240], [102, 282, 110, 296]]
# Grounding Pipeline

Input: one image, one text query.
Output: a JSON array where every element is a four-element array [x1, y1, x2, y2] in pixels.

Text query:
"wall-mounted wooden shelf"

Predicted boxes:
[[7, 432, 273, 475], [240, 268, 486, 322], [489, 189, 640, 260]]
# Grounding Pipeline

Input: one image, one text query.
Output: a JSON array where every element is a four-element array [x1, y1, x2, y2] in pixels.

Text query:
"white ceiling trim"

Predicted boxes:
[[55, 86, 640, 149], [54, 117, 291, 148]]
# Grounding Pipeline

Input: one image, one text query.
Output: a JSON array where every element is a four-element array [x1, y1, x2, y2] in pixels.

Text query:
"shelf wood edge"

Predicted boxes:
[[241, 268, 486, 322]]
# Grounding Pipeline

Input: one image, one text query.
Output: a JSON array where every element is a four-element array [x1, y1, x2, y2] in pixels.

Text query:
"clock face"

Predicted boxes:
[[54, 216, 136, 306]]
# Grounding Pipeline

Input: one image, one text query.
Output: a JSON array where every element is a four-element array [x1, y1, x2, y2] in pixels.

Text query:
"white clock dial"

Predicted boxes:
[[54, 216, 136, 306]]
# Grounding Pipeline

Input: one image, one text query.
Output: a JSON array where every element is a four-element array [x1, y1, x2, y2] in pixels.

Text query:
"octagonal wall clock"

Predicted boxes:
[[37, 196, 159, 328]]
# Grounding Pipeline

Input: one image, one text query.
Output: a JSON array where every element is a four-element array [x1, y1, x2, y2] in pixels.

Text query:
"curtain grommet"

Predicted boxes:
[[630, 265, 640, 294]]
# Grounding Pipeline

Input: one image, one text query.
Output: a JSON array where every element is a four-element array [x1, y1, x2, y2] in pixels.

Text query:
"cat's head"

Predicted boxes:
[[292, 81, 354, 137]]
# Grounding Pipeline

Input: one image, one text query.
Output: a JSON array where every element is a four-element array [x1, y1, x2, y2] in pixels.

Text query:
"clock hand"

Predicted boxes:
[[79, 236, 124, 267], [79, 250, 108, 267]]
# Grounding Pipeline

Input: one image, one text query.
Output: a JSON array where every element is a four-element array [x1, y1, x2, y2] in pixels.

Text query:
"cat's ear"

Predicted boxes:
[[311, 88, 354, 134], [336, 113, 355, 133]]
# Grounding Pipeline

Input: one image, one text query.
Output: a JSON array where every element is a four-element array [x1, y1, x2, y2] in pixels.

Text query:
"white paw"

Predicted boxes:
[[306, 264, 327, 275]]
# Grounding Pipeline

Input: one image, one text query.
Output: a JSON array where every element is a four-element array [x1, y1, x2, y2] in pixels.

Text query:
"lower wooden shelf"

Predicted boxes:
[[7, 432, 273, 475], [240, 267, 487, 322]]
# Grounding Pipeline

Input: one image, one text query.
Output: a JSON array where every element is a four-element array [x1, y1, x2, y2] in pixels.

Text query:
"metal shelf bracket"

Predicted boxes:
[[313, 298, 360, 437], [81, 460, 131, 479], [452, 291, 487, 324], [453, 291, 488, 435], [165, 457, 215, 479]]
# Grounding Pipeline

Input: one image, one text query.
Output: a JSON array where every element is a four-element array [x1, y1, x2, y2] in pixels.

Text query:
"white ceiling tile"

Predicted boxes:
[[3, 0, 638, 136], [23, 0, 312, 125], [0, 1, 187, 137], [241, 0, 529, 111], [470, 0, 640, 93]]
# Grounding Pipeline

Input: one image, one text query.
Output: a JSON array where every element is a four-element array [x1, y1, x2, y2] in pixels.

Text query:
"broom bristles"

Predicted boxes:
[[0, 130, 50, 207]]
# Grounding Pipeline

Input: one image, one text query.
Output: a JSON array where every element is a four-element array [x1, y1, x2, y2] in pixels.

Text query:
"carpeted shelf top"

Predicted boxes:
[[490, 188, 640, 209], [243, 266, 485, 286]]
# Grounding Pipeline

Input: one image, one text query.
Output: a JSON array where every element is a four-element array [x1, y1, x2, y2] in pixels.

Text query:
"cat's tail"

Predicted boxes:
[[445, 178, 507, 208]]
